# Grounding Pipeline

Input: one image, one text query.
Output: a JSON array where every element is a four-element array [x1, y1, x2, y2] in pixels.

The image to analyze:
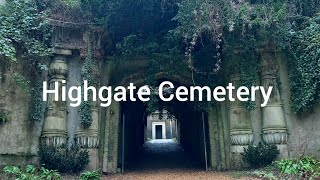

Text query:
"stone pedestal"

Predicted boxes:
[[260, 51, 288, 158], [41, 49, 71, 147], [75, 105, 100, 170], [229, 74, 253, 169]]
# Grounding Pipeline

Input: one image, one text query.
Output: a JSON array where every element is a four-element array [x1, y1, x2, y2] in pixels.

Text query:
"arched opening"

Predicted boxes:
[[117, 79, 211, 172]]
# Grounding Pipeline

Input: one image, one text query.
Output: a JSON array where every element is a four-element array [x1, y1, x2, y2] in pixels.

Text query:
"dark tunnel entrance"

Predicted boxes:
[[118, 81, 211, 172]]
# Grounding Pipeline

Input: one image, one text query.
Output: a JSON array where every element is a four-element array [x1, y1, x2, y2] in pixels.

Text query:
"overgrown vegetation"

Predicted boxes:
[[80, 30, 94, 128], [78, 0, 320, 113], [249, 157, 320, 179], [1, 0, 319, 114], [288, 13, 320, 113], [277, 156, 320, 179], [3, 165, 61, 180], [242, 142, 279, 168], [3, 165, 102, 180], [0, 0, 51, 123], [39, 144, 89, 174], [79, 170, 101, 180]]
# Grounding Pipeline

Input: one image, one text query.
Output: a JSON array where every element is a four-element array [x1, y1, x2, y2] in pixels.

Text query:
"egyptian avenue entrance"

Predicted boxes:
[[101, 69, 227, 174], [100, 79, 212, 173], [119, 99, 209, 172]]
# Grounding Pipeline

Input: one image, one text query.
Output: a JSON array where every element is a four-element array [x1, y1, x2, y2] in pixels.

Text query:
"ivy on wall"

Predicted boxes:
[[0, 0, 51, 62], [288, 14, 320, 113], [0, 0, 319, 116], [0, 0, 51, 123], [80, 30, 94, 128]]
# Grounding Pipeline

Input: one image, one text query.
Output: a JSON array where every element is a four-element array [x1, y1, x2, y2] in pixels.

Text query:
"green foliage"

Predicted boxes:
[[13, 73, 31, 94], [277, 156, 320, 179], [0, 111, 8, 124], [0, 0, 52, 62], [242, 142, 280, 168], [3, 165, 61, 180], [239, 53, 259, 111], [39, 144, 89, 174], [30, 76, 45, 122], [0, 0, 51, 124], [61, 0, 79, 7], [288, 13, 320, 113], [1, 0, 319, 115], [79, 170, 101, 180], [80, 30, 94, 128], [225, 51, 259, 111], [251, 169, 277, 180]]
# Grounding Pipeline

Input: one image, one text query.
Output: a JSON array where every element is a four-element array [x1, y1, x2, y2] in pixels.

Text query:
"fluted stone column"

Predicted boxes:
[[75, 60, 100, 170], [41, 49, 71, 147], [260, 51, 288, 158], [229, 74, 253, 169]]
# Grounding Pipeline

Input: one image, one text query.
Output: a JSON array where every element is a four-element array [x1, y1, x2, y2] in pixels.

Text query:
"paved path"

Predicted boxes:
[[126, 139, 202, 170], [104, 139, 259, 180]]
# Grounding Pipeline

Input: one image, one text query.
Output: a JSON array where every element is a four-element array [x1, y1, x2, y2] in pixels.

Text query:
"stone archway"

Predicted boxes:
[[98, 65, 228, 173]]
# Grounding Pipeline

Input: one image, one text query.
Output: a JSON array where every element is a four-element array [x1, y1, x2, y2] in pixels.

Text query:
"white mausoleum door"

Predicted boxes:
[[152, 122, 166, 139]]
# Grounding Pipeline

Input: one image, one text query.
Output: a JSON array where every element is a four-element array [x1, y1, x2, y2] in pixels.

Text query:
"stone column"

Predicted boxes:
[[229, 74, 253, 169], [260, 51, 288, 157], [41, 48, 71, 147], [75, 60, 100, 170]]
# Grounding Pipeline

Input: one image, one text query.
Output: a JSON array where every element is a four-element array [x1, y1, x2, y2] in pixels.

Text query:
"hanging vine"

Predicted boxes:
[[0, 0, 51, 123], [288, 13, 320, 113], [79, 30, 94, 128], [1, 0, 320, 118]]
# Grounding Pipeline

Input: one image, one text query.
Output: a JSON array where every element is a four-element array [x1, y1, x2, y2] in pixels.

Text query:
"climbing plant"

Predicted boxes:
[[287, 13, 320, 113], [0, 0, 52, 123], [80, 30, 94, 128], [1, 0, 320, 115], [173, 0, 320, 112], [0, 0, 51, 62]]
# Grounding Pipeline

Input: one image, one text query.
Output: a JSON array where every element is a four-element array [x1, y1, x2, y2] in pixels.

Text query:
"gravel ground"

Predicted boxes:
[[103, 140, 260, 180], [2, 140, 260, 180], [104, 169, 259, 180], [126, 139, 202, 170]]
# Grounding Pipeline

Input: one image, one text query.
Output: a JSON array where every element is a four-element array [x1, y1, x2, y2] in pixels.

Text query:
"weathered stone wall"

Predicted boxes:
[[0, 62, 42, 167], [276, 53, 320, 158], [0, 49, 320, 172], [0, 0, 5, 5]]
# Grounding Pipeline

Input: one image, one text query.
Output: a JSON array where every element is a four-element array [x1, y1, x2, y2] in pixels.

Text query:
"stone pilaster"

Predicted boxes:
[[207, 104, 227, 171], [75, 60, 100, 170], [41, 48, 71, 147], [260, 51, 288, 157], [102, 101, 121, 173], [229, 74, 253, 169]]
